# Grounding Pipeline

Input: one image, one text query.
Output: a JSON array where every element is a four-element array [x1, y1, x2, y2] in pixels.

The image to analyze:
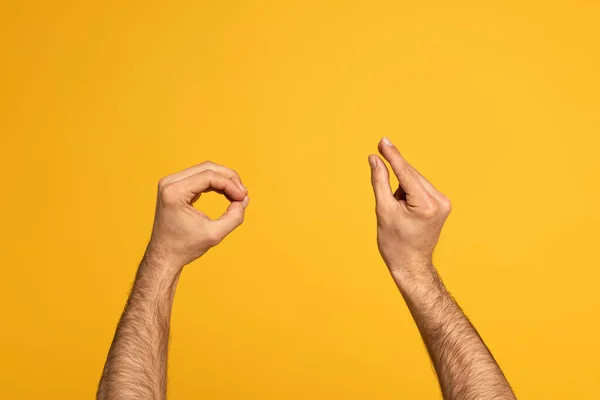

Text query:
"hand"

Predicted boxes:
[[146, 161, 249, 270], [369, 137, 451, 277]]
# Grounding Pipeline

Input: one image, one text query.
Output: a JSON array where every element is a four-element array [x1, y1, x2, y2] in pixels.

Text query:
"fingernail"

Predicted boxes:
[[238, 182, 247, 192], [368, 155, 377, 169], [382, 137, 393, 146], [242, 196, 250, 208]]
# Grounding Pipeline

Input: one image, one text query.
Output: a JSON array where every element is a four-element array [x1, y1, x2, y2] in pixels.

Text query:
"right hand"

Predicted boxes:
[[146, 161, 249, 271], [369, 138, 452, 277]]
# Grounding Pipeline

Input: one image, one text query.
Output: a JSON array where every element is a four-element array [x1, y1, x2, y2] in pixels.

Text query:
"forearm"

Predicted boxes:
[[392, 264, 515, 400], [97, 252, 180, 400]]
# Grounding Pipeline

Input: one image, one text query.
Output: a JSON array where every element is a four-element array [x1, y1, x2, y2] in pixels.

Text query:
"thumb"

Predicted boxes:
[[210, 196, 249, 239], [369, 155, 393, 208]]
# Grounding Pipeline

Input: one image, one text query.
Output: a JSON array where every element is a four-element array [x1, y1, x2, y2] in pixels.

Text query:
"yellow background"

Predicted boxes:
[[1, 1, 599, 398]]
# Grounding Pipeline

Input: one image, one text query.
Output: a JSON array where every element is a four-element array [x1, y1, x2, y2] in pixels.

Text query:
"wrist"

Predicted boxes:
[[388, 259, 441, 294], [386, 253, 433, 278], [140, 246, 182, 285], [145, 238, 186, 270]]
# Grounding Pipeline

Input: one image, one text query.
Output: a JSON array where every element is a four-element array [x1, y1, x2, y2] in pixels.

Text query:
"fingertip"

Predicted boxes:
[[242, 195, 250, 209], [224, 180, 245, 201], [378, 137, 403, 163], [377, 140, 387, 158], [368, 154, 378, 169], [373, 154, 390, 181], [378, 137, 392, 152], [235, 181, 245, 193]]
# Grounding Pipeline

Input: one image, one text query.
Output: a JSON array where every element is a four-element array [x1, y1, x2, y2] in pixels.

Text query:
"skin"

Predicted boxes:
[[97, 161, 249, 400], [98, 143, 515, 400], [369, 137, 516, 400]]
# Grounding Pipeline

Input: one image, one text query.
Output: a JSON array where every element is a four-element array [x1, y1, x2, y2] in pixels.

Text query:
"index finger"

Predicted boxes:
[[178, 170, 247, 203], [378, 137, 428, 200], [161, 161, 246, 192]]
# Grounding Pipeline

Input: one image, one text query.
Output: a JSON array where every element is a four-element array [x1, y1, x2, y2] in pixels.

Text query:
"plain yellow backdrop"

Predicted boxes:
[[1, 1, 599, 398]]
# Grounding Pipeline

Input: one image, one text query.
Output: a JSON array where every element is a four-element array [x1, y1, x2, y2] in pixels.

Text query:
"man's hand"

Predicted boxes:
[[368, 138, 515, 400], [369, 137, 451, 276], [148, 161, 250, 270], [97, 161, 249, 400]]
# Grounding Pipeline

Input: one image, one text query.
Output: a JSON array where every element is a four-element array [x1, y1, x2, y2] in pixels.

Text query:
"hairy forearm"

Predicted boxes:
[[97, 251, 180, 400], [392, 264, 515, 400]]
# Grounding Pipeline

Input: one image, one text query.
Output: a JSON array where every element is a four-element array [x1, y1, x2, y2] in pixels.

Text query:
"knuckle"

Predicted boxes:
[[231, 210, 245, 224], [371, 174, 382, 186], [440, 195, 452, 214], [205, 230, 223, 247], [202, 160, 215, 167], [236, 212, 245, 224], [160, 182, 180, 205], [203, 170, 216, 179], [375, 204, 388, 219], [157, 176, 170, 189], [421, 199, 439, 218]]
